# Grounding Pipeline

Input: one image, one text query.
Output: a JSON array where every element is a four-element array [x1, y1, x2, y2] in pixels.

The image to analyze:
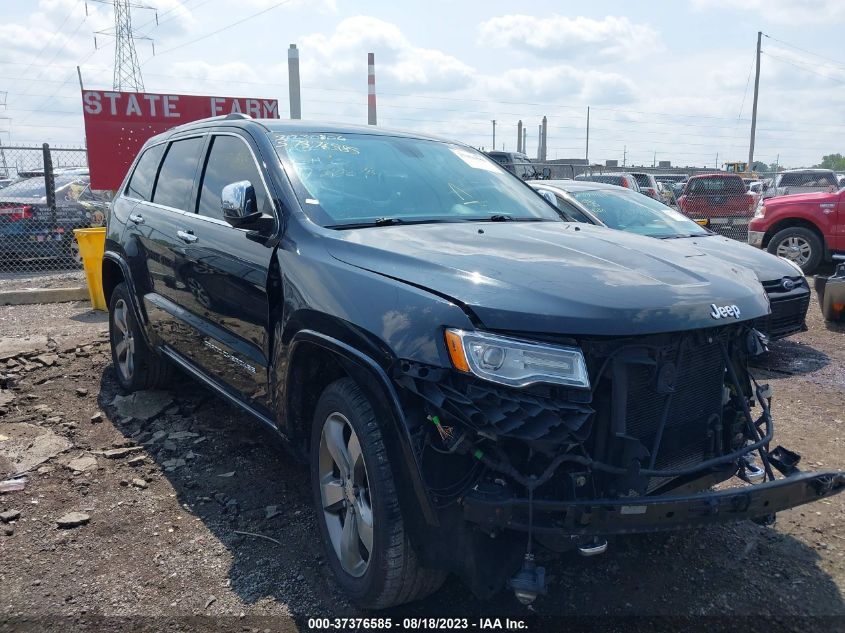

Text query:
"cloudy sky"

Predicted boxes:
[[2, 0, 845, 168]]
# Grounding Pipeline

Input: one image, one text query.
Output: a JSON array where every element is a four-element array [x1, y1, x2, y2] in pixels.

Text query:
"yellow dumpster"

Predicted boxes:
[[73, 227, 107, 311]]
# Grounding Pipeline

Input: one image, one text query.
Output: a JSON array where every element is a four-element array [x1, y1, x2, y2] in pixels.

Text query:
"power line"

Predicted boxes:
[[763, 33, 845, 71], [144, 0, 291, 60], [762, 50, 845, 86]]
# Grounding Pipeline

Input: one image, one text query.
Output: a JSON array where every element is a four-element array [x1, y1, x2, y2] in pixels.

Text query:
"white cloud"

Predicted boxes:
[[692, 0, 845, 24], [477, 14, 661, 60], [299, 16, 475, 91], [483, 65, 637, 105]]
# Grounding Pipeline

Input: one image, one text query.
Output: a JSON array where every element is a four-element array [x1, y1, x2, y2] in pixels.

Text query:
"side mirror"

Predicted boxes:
[[221, 180, 261, 227], [541, 167, 551, 180], [536, 189, 557, 206]]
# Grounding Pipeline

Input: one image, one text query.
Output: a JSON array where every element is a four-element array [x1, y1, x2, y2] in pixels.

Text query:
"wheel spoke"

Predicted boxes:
[[356, 497, 374, 554], [114, 339, 128, 359], [324, 417, 351, 477], [340, 510, 361, 571], [321, 477, 345, 512], [348, 431, 363, 473]]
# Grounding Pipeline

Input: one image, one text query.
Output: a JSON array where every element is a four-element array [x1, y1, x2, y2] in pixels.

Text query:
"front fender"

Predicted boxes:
[[287, 329, 439, 527]]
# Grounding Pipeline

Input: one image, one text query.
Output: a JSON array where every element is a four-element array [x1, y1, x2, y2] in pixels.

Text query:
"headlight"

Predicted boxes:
[[444, 328, 590, 389], [753, 199, 765, 219]]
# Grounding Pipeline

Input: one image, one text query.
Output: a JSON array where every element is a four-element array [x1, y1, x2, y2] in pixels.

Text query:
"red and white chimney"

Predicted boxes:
[[367, 52, 377, 126]]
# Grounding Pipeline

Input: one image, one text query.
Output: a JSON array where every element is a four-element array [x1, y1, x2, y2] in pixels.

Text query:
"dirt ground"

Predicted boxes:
[[0, 286, 844, 633]]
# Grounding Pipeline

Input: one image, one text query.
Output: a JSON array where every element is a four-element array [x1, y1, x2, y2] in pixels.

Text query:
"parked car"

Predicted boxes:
[[574, 172, 641, 191], [531, 180, 810, 340], [653, 174, 688, 185], [630, 172, 660, 199], [748, 186, 845, 274], [677, 173, 758, 237], [0, 173, 110, 267], [104, 116, 844, 608], [765, 169, 839, 199], [484, 151, 548, 180]]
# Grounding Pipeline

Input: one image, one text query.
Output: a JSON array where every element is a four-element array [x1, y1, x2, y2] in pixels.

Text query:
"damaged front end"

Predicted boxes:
[[394, 324, 845, 603]]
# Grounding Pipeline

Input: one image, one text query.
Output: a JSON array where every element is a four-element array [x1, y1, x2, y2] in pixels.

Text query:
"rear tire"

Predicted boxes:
[[310, 377, 446, 608], [108, 282, 172, 392], [767, 226, 823, 274]]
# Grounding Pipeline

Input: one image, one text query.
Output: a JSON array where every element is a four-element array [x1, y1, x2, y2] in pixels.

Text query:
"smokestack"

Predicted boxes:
[[540, 116, 548, 162], [517, 120, 523, 153], [288, 44, 301, 119], [367, 52, 377, 125]]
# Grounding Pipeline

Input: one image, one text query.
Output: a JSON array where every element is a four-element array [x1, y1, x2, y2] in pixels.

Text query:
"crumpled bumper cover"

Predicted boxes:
[[462, 470, 845, 537]]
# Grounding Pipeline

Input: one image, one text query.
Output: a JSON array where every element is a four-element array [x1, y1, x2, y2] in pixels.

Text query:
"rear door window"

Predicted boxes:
[[125, 143, 165, 201], [196, 135, 273, 221], [152, 137, 204, 210], [689, 177, 744, 195]]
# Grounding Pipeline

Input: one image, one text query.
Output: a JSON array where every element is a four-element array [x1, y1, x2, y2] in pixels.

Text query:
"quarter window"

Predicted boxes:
[[197, 135, 272, 221], [125, 143, 165, 201], [152, 137, 204, 210]]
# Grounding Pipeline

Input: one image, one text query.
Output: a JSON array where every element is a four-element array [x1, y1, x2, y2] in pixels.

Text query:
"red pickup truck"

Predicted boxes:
[[677, 173, 758, 238], [748, 189, 845, 274]]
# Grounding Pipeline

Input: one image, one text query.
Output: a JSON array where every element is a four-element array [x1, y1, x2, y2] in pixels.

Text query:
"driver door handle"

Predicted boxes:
[[128, 213, 144, 225], [176, 229, 198, 244]]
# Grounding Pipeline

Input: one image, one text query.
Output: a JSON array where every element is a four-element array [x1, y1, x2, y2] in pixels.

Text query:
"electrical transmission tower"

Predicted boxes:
[[90, 0, 156, 91], [112, 0, 145, 91]]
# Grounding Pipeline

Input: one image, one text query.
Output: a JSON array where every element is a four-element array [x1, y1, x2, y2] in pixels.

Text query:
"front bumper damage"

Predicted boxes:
[[462, 469, 845, 536], [395, 324, 845, 602]]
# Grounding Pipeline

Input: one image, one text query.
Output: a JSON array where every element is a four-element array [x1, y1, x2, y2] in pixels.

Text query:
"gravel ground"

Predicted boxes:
[[0, 270, 85, 293], [0, 288, 843, 632]]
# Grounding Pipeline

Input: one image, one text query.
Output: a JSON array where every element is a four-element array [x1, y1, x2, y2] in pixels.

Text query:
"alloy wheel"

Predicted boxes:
[[187, 276, 212, 308], [318, 412, 374, 578], [775, 235, 812, 266], [112, 298, 135, 381]]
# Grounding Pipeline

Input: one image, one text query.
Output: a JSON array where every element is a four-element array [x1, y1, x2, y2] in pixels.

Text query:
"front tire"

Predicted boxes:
[[767, 226, 823, 274], [108, 282, 172, 392], [310, 377, 446, 608]]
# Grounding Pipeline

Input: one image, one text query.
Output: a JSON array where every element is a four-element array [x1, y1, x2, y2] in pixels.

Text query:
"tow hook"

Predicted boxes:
[[508, 554, 546, 605], [578, 538, 608, 557]]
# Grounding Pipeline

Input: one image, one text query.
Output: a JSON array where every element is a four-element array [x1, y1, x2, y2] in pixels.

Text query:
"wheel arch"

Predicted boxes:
[[762, 217, 828, 250], [284, 329, 439, 527], [102, 250, 154, 347]]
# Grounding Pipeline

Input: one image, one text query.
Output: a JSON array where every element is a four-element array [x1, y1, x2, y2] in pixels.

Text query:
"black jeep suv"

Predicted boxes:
[[103, 115, 844, 608]]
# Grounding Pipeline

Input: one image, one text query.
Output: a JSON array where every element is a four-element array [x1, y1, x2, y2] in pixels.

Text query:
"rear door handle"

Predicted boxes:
[[176, 229, 198, 244], [128, 213, 144, 225]]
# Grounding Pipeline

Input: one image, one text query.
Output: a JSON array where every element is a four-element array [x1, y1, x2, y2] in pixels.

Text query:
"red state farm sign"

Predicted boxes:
[[81, 90, 280, 190]]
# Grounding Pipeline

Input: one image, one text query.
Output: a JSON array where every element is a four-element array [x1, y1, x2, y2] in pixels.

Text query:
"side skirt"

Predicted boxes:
[[160, 345, 284, 439]]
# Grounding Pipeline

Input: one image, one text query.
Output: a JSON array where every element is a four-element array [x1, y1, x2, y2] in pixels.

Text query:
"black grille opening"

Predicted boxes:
[[622, 337, 725, 492]]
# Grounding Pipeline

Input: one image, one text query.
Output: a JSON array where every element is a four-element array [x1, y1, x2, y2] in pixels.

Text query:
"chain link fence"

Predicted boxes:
[[0, 144, 110, 277]]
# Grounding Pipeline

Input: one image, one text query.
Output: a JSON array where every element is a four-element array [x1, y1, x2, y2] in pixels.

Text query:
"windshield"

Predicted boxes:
[[776, 172, 838, 188], [270, 133, 562, 228], [572, 189, 710, 238], [0, 175, 88, 199]]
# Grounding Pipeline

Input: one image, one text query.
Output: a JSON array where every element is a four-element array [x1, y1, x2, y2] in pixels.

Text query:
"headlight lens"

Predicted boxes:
[[753, 199, 766, 219], [444, 328, 590, 389]]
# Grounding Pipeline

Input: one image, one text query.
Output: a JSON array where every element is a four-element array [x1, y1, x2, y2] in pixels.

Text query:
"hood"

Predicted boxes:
[[326, 222, 770, 336], [765, 191, 837, 204], [666, 234, 803, 283]]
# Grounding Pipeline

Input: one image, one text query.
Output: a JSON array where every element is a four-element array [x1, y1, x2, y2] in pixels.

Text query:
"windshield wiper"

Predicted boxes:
[[326, 218, 449, 230], [489, 214, 514, 222]]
